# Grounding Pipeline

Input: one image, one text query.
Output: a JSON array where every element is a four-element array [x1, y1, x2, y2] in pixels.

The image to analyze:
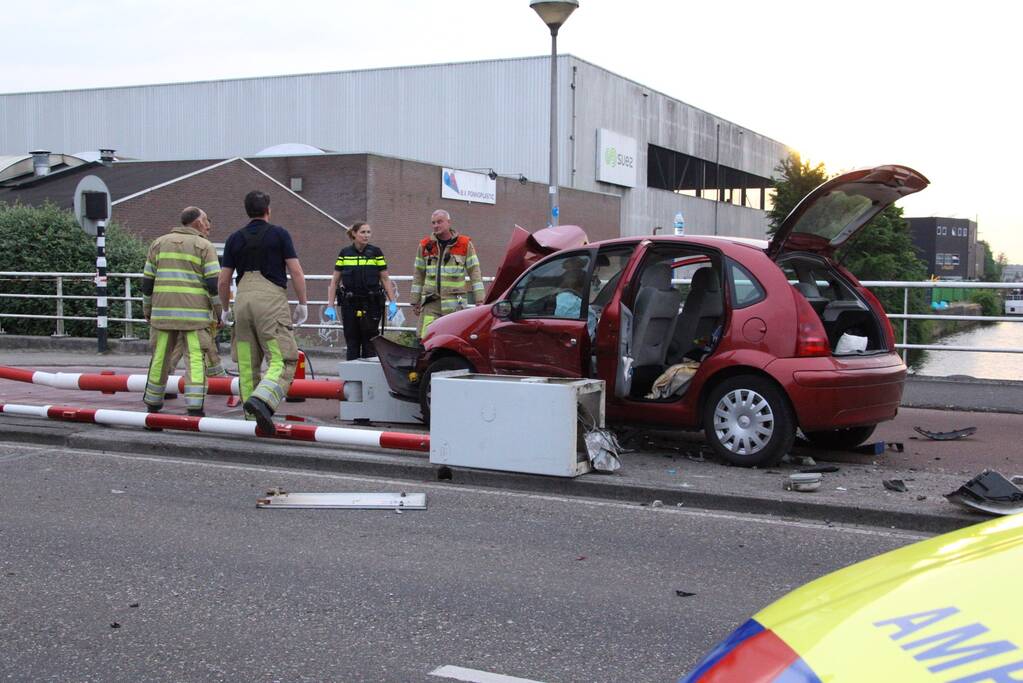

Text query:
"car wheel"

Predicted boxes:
[[803, 425, 876, 451], [703, 375, 795, 467], [418, 355, 473, 425]]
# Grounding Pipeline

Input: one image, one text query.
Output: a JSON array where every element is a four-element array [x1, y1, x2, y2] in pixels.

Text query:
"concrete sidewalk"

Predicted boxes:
[[1, 338, 1019, 534]]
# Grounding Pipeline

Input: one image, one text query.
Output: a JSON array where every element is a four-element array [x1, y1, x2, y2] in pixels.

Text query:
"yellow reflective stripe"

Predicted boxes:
[[153, 285, 207, 294], [202, 262, 220, 277], [336, 257, 387, 267], [157, 251, 202, 264]]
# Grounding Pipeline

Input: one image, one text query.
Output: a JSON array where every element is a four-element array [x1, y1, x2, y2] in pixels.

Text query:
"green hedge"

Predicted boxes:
[[0, 202, 147, 336]]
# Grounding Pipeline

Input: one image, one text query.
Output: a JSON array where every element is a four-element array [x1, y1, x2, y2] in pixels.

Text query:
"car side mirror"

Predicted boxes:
[[492, 300, 513, 320]]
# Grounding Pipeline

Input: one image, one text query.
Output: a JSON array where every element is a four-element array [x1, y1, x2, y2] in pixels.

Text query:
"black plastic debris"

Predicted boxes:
[[676, 590, 696, 598], [913, 426, 977, 441], [798, 465, 840, 474], [887, 442, 905, 453], [883, 479, 908, 493], [946, 470, 1023, 516]]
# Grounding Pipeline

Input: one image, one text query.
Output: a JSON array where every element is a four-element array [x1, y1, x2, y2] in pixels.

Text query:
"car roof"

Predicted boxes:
[[584, 234, 769, 253]]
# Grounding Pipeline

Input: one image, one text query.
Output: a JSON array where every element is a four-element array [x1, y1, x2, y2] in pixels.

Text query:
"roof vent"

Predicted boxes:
[[99, 148, 116, 166], [30, 150, 51, 176]]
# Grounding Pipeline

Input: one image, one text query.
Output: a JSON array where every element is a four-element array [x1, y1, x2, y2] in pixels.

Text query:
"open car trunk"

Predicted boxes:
[[778, 253, 888, 355]]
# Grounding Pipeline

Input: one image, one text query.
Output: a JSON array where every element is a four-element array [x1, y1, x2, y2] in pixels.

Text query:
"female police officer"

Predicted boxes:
[[325, 222, 398, 360]]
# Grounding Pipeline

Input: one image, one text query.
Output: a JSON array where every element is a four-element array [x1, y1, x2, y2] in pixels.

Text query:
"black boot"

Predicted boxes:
[[243, 397, 276, 435]]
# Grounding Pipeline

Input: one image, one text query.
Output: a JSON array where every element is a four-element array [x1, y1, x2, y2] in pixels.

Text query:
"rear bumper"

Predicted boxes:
[[767, 354, 907, 431]]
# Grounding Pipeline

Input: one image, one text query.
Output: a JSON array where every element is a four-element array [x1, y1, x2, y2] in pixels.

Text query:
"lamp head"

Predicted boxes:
[[530, 0, 579, 30]]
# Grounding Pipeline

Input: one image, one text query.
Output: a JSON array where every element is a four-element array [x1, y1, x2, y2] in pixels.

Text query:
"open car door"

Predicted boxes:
[[767, 165, 929, 259]]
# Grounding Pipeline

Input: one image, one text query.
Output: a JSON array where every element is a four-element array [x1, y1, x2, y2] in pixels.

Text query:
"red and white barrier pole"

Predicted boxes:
[[0, 366, 350, 401], [0, 402, 428, 452]]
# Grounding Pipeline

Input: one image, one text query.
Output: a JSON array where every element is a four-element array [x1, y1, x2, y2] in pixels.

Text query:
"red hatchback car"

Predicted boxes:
[[379, 165, 929, 467]]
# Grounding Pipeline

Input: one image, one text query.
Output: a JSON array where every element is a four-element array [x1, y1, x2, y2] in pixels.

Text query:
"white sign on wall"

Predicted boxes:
[[440, 168, 497, 205], [596, 128, 638, 188]]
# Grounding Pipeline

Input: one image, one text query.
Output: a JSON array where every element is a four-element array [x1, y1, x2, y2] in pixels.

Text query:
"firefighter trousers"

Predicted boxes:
[[144, 328, 206, 411], [168, 326, 227, 377], [231, 271, 298, 413]]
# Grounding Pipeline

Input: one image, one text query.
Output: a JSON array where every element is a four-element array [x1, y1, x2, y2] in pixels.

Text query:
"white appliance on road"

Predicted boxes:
[[430, 373, 604, 477]]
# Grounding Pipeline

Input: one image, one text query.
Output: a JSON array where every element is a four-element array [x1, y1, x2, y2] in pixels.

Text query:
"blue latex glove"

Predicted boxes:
[[324, 306, 337, 321], [387, 300, 398, 320]]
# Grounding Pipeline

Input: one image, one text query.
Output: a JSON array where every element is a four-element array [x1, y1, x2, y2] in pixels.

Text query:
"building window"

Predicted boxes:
[[646, 144, 773, 210], [936, 226, 942, 236], [952, 254, 961, 266]]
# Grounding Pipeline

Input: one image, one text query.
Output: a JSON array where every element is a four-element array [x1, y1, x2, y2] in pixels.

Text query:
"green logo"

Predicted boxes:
[[604, 146, 617, 167]]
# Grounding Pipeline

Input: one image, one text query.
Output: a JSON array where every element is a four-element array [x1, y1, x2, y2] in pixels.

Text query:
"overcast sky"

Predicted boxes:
[[4, 0, 1021, 262]]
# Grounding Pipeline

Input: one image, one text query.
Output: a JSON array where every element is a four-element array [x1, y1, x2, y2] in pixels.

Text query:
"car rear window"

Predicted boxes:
[[728, 260, 764, 308]]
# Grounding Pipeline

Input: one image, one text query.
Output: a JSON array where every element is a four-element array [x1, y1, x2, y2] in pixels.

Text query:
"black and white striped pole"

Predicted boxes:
[[73, 176, 112, 353], [94, 216, 108, 352]]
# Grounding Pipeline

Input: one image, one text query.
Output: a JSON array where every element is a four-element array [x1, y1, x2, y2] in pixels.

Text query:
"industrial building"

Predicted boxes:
[[906, 216, 982, 280], [0, 56, 790, 244]]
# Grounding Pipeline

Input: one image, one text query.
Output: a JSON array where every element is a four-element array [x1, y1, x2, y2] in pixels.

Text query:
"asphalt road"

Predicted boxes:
[[0, 441, 926, 683]]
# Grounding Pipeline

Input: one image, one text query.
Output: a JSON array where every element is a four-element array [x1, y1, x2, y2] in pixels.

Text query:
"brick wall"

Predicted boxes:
[[365, 155, 621, 288]]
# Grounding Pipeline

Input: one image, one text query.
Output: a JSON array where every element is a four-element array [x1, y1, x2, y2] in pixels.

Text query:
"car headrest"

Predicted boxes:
[[640, 263, 673, 290], [795, 282, 820, 298], [691, 267, 720, 293]]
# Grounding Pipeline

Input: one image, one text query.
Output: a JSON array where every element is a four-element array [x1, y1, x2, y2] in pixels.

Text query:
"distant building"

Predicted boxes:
[[0, 55, 789, 239], [906, 217, 979, 280], [1004, 264, 1023, 282], [0, 152, 620, 281]]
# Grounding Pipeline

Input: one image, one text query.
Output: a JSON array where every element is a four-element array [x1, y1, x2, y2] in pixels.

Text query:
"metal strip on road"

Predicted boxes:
[[430, 665, 547, 683], [0, 440, 928, 542]]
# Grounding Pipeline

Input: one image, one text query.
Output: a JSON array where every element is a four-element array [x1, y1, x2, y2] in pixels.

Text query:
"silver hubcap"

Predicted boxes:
[[713, 388, 775, 456]]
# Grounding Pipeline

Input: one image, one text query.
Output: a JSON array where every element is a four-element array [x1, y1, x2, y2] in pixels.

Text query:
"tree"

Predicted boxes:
[[0, 202, 147, 336], [767, 152, 828, 235], [976, 239, 1004, 282]]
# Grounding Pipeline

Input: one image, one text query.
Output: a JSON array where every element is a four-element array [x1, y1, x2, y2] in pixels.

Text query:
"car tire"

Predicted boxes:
[[803, 425, 876, 451], [703, 375, 795, 467], [418, 355, 473, 425]]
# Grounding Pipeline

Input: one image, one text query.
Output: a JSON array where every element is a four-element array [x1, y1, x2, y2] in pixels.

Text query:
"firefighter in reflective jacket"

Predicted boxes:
[[410, 209, 485, 337], [141, 206, 223, 416]]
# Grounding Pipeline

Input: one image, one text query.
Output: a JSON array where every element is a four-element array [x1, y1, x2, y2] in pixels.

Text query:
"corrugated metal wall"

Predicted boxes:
[[1, 55, 789, 239]]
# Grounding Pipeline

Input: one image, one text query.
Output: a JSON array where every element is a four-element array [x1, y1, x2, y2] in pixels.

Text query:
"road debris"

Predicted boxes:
[[256, 490, 427, 510], [798, 465, 840, 474], [946, 470, 1023, 516], [676, 590, 696, 598], [784, 472, 822, 492], [888, 442, 905, 453], [883, 479, 909, 493], [913, 426, 977, 441]]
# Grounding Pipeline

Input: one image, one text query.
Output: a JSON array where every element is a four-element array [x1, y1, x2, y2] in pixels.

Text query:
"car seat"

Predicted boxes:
[[666, 266, 723, 363], [631, 263, 682, 368]]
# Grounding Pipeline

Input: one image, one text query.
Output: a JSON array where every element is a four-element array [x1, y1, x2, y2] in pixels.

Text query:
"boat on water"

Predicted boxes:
[[1007, 289, 1023, 315]]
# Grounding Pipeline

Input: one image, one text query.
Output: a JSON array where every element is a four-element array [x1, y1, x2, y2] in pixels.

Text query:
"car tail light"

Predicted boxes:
[[858, 286, 897, 350], [792, 288, 830, 357]]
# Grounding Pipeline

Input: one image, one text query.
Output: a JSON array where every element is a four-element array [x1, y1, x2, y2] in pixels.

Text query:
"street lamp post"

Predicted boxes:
[[530, 0, 579, 227]]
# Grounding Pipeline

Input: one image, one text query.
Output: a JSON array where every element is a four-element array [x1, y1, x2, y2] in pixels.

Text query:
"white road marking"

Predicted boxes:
[[430, 665, 546, 683], [0, 439, 929, 540]]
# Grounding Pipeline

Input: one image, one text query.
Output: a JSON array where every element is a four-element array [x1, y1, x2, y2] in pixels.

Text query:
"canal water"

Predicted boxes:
[[912, 321, 1023, 380]]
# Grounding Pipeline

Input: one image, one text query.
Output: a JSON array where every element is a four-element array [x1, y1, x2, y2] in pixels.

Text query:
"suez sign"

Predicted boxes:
[[596, 128, 637, 188], [440, 168, 497, 205]]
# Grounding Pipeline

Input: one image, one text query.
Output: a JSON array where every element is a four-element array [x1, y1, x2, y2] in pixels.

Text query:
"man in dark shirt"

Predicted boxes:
[[217, 191, 308, 435]]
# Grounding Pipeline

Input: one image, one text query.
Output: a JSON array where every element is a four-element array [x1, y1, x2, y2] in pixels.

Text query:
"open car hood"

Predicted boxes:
[[767, 165, 929, 259], [484, 224, 589, 304]]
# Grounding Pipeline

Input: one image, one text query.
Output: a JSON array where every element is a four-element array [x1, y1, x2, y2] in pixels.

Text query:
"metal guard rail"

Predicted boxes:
[[1, 271, 1020, 357]]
